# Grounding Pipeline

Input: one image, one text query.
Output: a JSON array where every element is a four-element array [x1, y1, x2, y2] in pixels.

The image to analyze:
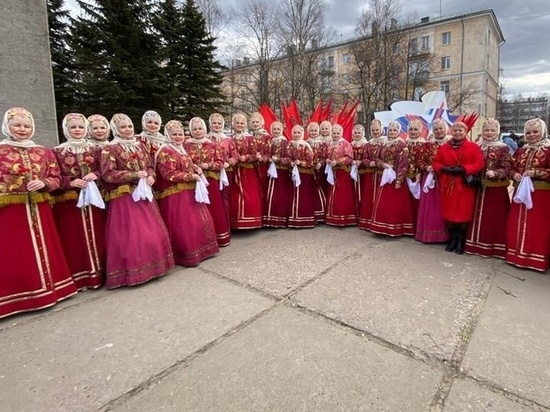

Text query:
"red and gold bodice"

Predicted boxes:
[[184, 139, 223, 173], [0, 145, 61, 204], [326, 139, 353, 168], [287, 141, 313, 169], [154, 146, 197, 198], [406, 139, 424, 178], [252, 131, 272, 162], [512, 145, 550, 184], [376, 139, 409, 182], [52, 146, 100, 190], [480, 144, 511, 183], [232, 132, 258, 164], [271, 137, 290, 168], [308, 137, 326, 164], [100, 143, 154, 198], [418, 140, 445, 172]]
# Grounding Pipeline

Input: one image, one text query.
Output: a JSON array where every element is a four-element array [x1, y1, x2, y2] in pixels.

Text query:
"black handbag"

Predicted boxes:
[[463, 174, 482, 188]]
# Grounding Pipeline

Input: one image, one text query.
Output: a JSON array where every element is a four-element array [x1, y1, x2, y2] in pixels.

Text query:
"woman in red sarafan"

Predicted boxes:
[[415, 118, 450, 243], [351, 124, 368, 216], [287, 125, 316, 228], [263, 121, 291, 227], [249, 112, 272, 200], [506, 118, 550, 271], [465, 118, 511, 258], [155, 120, 219, 266], [325, 124, 357, 226], [230, 113, 263, 229], [433, 121, 484, 254], [0, 107, 77, 319], [185, 117, 231, 247], [405, 119, 425, 227], [100, 113, 174, 289], [136, 110, 166, 161], [369, 120, 414, 237], [52, 113, 106, 290], [207, 113, 237, 226], [306, 121, 327, 222], [358, 119, 386, 230]]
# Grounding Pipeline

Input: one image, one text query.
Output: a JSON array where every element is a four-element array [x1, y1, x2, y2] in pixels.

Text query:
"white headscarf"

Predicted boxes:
[[207, 113, 227, 142], [0, 107, 39, 147], [188, 117, 209, 144], [524, 118, 550, 149], [56, 113, 92, 154], [351, 124, 367, 147], [139, 110, 166, 147], [479, 118, 506, 148], [109, 113, 140, 152]]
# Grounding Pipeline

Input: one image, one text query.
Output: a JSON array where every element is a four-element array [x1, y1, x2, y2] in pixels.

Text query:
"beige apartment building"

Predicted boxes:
[[222, 9, 504, 123]]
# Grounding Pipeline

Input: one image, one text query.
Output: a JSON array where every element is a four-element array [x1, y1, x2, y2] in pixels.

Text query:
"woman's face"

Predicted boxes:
[[271, 123, 282, 137], [117, 120, 134, 139], [8, 117, 33, 141], [90, 121, 108, 141], [433, 124, 447, 140], [292, 127, 302, 141], [407, 125, 420, 139], [250, 118, 262, 131], [145, 118, 160, 133], [308, 125, 319, 138], [352, 128, 363, 141], [452, 125, 467, 141], [525, 126, 542, 145], [192, 122, 205, 139], [387, 126, 399, 139], [482, 124, 498, 141], [320, 124, 331, 136], [169, 129, 185, 145], [68, 120, 87, 140], [233, 117, 246, 132], [370, 124, 381, 139], [210, 117, 223, 133], [331, 128, 342, 141]]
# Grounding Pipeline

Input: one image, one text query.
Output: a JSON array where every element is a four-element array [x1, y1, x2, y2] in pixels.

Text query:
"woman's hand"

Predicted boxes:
[[426, 165, 433, 173], [70, 178, 88, 189], [83, 173, 98, 181], [485, 170, 495, 178], [524, 169, 535, 177], [27, 179, 46, 192], [146, 176, 155, 186], [200, 162, 209, 170], [137, 170, 148, 178], [513, 173, 522, 182]]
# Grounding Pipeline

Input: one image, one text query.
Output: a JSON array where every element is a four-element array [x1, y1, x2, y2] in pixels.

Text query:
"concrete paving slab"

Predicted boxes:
[[461, 268, 550, 408], [293, 239, 494, 362], [200, 226, 382, 297], [111, 305, 442, 412], [0, 269, 273, 412], [444, 378, 543, 411]]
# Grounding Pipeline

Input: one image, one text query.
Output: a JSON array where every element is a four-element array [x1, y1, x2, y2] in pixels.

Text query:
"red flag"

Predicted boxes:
[[289, 99, 302, 126], [308, 100, 323, 125], [259, 103, 278, 135], [340, 100, 359, 142], [281, 101, 293, 140], [321, 100, 332, 122]]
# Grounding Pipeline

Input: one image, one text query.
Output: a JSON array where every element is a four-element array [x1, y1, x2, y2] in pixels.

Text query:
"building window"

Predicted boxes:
[[340, 73, 349, 85], [328, 56, 334, 68], [441, 56, 451, 70], [442, 31, 451, 45], [410, 38, 418, 53], [342, 53, 350, 65], [421, 35, 429, 50], [440, 80, 450, 93]]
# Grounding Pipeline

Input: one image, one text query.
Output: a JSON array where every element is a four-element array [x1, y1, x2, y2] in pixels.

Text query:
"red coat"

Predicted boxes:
[[433, 139, 484, 223]]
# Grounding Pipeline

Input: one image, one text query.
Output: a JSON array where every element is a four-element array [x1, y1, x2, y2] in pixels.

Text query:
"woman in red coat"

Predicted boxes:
[[432, 121, 484, 254]]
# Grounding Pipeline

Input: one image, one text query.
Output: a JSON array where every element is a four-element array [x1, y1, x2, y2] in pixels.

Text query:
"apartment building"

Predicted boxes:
[[222, 9, 504, 122], [497, 97, 550, 133]]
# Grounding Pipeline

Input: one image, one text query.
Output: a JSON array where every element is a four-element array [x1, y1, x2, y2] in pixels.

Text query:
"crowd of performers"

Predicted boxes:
[[1, 105, 549, 320]]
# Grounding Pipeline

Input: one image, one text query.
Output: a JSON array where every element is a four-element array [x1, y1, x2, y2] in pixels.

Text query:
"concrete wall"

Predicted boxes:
[[0, 0, 59, 146]]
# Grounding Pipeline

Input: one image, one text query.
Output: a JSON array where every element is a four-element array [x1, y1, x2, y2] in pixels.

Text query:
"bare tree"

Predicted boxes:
[[276, 0, 335, 116], [195, 0, 228, 38], [347, 0, 406, 120], [443, 79, 482, 113]]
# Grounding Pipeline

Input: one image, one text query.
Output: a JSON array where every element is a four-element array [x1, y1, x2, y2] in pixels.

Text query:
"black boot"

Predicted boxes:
[[455, 226, 467, 254], [445, 227, 457, 252]]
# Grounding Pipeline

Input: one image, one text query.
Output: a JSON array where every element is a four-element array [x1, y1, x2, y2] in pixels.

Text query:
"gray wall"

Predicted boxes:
[[0, 0, 59, 146]]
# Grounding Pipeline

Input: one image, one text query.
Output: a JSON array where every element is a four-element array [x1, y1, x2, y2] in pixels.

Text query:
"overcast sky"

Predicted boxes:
[[67, 0, 550, 98]]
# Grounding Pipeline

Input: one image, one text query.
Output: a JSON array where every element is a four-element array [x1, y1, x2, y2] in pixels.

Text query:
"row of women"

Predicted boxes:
[[1, 106, 548, 321]]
